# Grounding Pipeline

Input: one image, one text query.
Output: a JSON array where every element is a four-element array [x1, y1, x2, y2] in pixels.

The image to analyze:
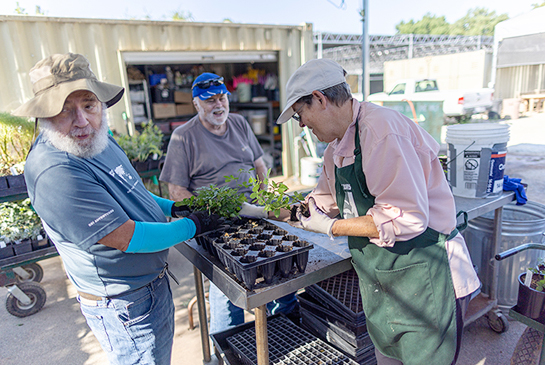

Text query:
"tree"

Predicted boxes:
[[14, 1, 25, 14], [395, 7, 508, 36], [396, 13, 450, 35], [450, 8, 508, 36], [533, 1, 545, 8], [171, 10, 194, 21]]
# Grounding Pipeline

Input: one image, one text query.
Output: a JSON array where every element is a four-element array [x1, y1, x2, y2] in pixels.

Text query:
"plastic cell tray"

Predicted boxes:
[[297, 292, 367, 337], [306, 269, 365, 323], [300, 308, 376, 364], [196, 218, 313, 290], [226, 314, 359, 365]]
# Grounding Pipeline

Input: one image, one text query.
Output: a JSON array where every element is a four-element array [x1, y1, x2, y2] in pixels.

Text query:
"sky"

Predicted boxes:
[[0, 0, 541, 35]]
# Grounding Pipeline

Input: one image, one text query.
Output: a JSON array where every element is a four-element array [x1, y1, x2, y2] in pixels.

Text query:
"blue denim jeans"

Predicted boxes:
[[78, 274, 175, 365], [208, 282, 298, 333]]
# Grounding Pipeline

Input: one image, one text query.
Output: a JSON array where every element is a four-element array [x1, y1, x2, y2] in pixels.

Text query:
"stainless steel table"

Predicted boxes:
[[175, 190, 515, 364]]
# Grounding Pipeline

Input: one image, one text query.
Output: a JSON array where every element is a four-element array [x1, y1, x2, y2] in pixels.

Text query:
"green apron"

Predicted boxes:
[[334, 119, 458, 365]]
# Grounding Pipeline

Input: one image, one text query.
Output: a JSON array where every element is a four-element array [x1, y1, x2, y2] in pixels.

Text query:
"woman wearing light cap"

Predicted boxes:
[[277, 58, 480, 365]]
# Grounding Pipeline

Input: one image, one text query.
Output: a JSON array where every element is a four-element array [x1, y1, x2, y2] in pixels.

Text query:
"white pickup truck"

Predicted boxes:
[[367, 79, 494, 120]]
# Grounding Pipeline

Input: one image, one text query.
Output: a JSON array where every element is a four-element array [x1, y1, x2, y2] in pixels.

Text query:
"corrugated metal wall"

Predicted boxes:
[[382, 50, 493, 92], [495, 64, 545, 99], [0, 15, 314, 176]]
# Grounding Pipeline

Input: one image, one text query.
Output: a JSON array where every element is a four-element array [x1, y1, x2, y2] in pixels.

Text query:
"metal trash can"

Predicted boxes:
[[462, 201, 545, 308], [382, 101, 444, 144]]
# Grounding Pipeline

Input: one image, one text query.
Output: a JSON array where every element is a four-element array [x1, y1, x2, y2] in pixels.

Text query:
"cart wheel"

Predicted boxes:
[[510, 327, 543, 365], [487, 310, 510, 333], [16, 263, 44, 283], [5, 282, 47, 317]]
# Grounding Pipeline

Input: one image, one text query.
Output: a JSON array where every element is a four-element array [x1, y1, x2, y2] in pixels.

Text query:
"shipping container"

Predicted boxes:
[[0, 15, 314, 177]]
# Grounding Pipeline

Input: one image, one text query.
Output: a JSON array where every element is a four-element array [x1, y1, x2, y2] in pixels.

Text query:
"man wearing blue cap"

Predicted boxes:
[[160, 72, 299, 333]]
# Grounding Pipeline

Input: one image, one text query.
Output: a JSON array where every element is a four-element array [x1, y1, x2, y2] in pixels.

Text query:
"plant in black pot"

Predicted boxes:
[[115, 121, 164, 172], [516, 258, 545, 324], [0, 199, 45, 257], [0, 112, 34, 197]]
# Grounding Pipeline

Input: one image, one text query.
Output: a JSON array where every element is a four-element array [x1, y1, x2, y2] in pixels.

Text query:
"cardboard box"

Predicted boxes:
[[152, 103, 177, 119], [175, 91, 193, 104], [176, 103, 196, 116]]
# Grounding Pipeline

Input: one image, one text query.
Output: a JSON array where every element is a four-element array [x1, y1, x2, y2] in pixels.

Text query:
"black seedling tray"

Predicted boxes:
[[297, 292, 367, 337], [226, 314, 359, 365], [300, 307, 374, 354], [306, 269, 365, 323], [196, 218, 313, 290], [301, 309, 377, 365]]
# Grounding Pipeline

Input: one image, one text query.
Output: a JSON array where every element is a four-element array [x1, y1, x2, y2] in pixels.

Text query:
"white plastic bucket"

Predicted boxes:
[[300, 157, 323, 186], [446, 123, 510, 198]]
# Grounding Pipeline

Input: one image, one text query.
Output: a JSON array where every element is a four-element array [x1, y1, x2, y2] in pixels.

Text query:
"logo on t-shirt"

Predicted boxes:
[[109, 165, 138, 193]]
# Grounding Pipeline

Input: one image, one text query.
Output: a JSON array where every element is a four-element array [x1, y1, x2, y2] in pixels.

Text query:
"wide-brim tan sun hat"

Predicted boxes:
[[276, 58, 346, 125], [13, 53, 124, 118]]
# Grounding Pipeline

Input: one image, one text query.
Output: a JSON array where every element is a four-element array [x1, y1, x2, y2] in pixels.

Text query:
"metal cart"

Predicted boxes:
[[496, 243, 545, 364], [1, 190, 58, 317]]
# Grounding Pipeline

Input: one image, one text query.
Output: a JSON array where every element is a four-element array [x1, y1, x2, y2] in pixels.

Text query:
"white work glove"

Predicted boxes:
[[296, 198, 338, 238], [239, 202, 268, 219]]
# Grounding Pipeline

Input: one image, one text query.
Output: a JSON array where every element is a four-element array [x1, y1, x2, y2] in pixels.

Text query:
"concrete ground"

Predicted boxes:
[[1, 112, 544, 365]]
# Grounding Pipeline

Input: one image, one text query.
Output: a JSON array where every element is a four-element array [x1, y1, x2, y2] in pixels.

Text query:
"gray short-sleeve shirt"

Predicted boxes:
[[160, 113, 264, 199], [24, 135, 168, 297]]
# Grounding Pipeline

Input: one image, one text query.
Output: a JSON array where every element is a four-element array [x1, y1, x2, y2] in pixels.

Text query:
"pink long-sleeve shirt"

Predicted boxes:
[[310, 100, 480, 299]]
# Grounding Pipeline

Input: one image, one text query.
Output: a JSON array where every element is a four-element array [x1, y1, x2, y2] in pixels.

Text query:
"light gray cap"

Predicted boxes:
[[276, 59, 346, 124]]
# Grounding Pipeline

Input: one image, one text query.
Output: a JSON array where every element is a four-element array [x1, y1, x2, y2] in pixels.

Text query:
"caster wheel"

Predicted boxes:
[[487, 310, 509, 333], [16, 263, 44, 283], [5, 282, 47, 317]]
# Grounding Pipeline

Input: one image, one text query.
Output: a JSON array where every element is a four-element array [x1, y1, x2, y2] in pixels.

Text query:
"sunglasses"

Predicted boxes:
[[292, 103, 305, 122], [192, 77, 224, 90]]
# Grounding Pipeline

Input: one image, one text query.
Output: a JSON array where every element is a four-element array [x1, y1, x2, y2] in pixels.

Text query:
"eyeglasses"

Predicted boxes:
[[192, 77, 224, 90], [292, 104, 305, 122]]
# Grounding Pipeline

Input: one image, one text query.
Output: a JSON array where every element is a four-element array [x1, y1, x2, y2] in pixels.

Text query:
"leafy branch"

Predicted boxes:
[[239, 168, 304, 218], [175, 184, 246, 218]]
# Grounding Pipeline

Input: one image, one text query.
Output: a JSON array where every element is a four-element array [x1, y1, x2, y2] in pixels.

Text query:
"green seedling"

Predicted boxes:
[[237, 168, 305, 218], [175, 184, 246, 218]]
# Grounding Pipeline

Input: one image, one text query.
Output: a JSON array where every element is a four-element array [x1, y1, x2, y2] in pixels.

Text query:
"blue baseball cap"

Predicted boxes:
[[192, 72, 231, 100]]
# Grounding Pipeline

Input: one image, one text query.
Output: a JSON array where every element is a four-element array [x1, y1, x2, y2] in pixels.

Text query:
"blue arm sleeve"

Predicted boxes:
[[149, 192, 175, 217], [125, 218, 197, 253]]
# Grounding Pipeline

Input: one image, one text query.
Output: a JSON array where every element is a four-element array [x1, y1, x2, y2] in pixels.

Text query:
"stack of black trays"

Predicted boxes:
[[226, 314, 359, 365], [298, 269, 376, 365]]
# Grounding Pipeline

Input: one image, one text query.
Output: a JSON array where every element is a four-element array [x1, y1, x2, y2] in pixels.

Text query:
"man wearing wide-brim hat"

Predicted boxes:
[[279, 58, 480, 365], [15, 52, 220, 365]]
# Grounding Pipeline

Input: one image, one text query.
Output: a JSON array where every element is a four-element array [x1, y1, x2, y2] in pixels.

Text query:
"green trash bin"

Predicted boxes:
[[382, 101, 444, 144]]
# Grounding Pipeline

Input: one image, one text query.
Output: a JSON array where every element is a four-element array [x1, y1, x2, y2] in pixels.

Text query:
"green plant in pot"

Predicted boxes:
[[516, 258, 545, 323], [1, 199, 43, 246], [115, 121, 164, 171], [0, 112, 34, 176]]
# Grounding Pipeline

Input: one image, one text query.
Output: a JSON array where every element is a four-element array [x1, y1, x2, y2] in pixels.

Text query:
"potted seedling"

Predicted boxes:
[[115, 121, 164, 172], [0, 113, 34, 197], [516, 258, 545, 323], [0, 199, 46, 256]]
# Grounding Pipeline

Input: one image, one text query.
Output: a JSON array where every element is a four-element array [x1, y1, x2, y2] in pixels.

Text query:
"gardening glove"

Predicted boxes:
[[503, 175, 528, 205], [296, 198, 338, 238], [171, 202, 192, 218], [239, 202, 268, 219], [187, 211, 221, 235]]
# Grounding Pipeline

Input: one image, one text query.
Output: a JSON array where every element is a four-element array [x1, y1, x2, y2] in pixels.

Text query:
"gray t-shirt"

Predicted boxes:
[[24, 134, 168, 297], [160, 113, 264, 200]]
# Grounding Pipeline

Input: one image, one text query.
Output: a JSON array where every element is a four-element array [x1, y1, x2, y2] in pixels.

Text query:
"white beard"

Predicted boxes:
[[40, 107, 109, 159]]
